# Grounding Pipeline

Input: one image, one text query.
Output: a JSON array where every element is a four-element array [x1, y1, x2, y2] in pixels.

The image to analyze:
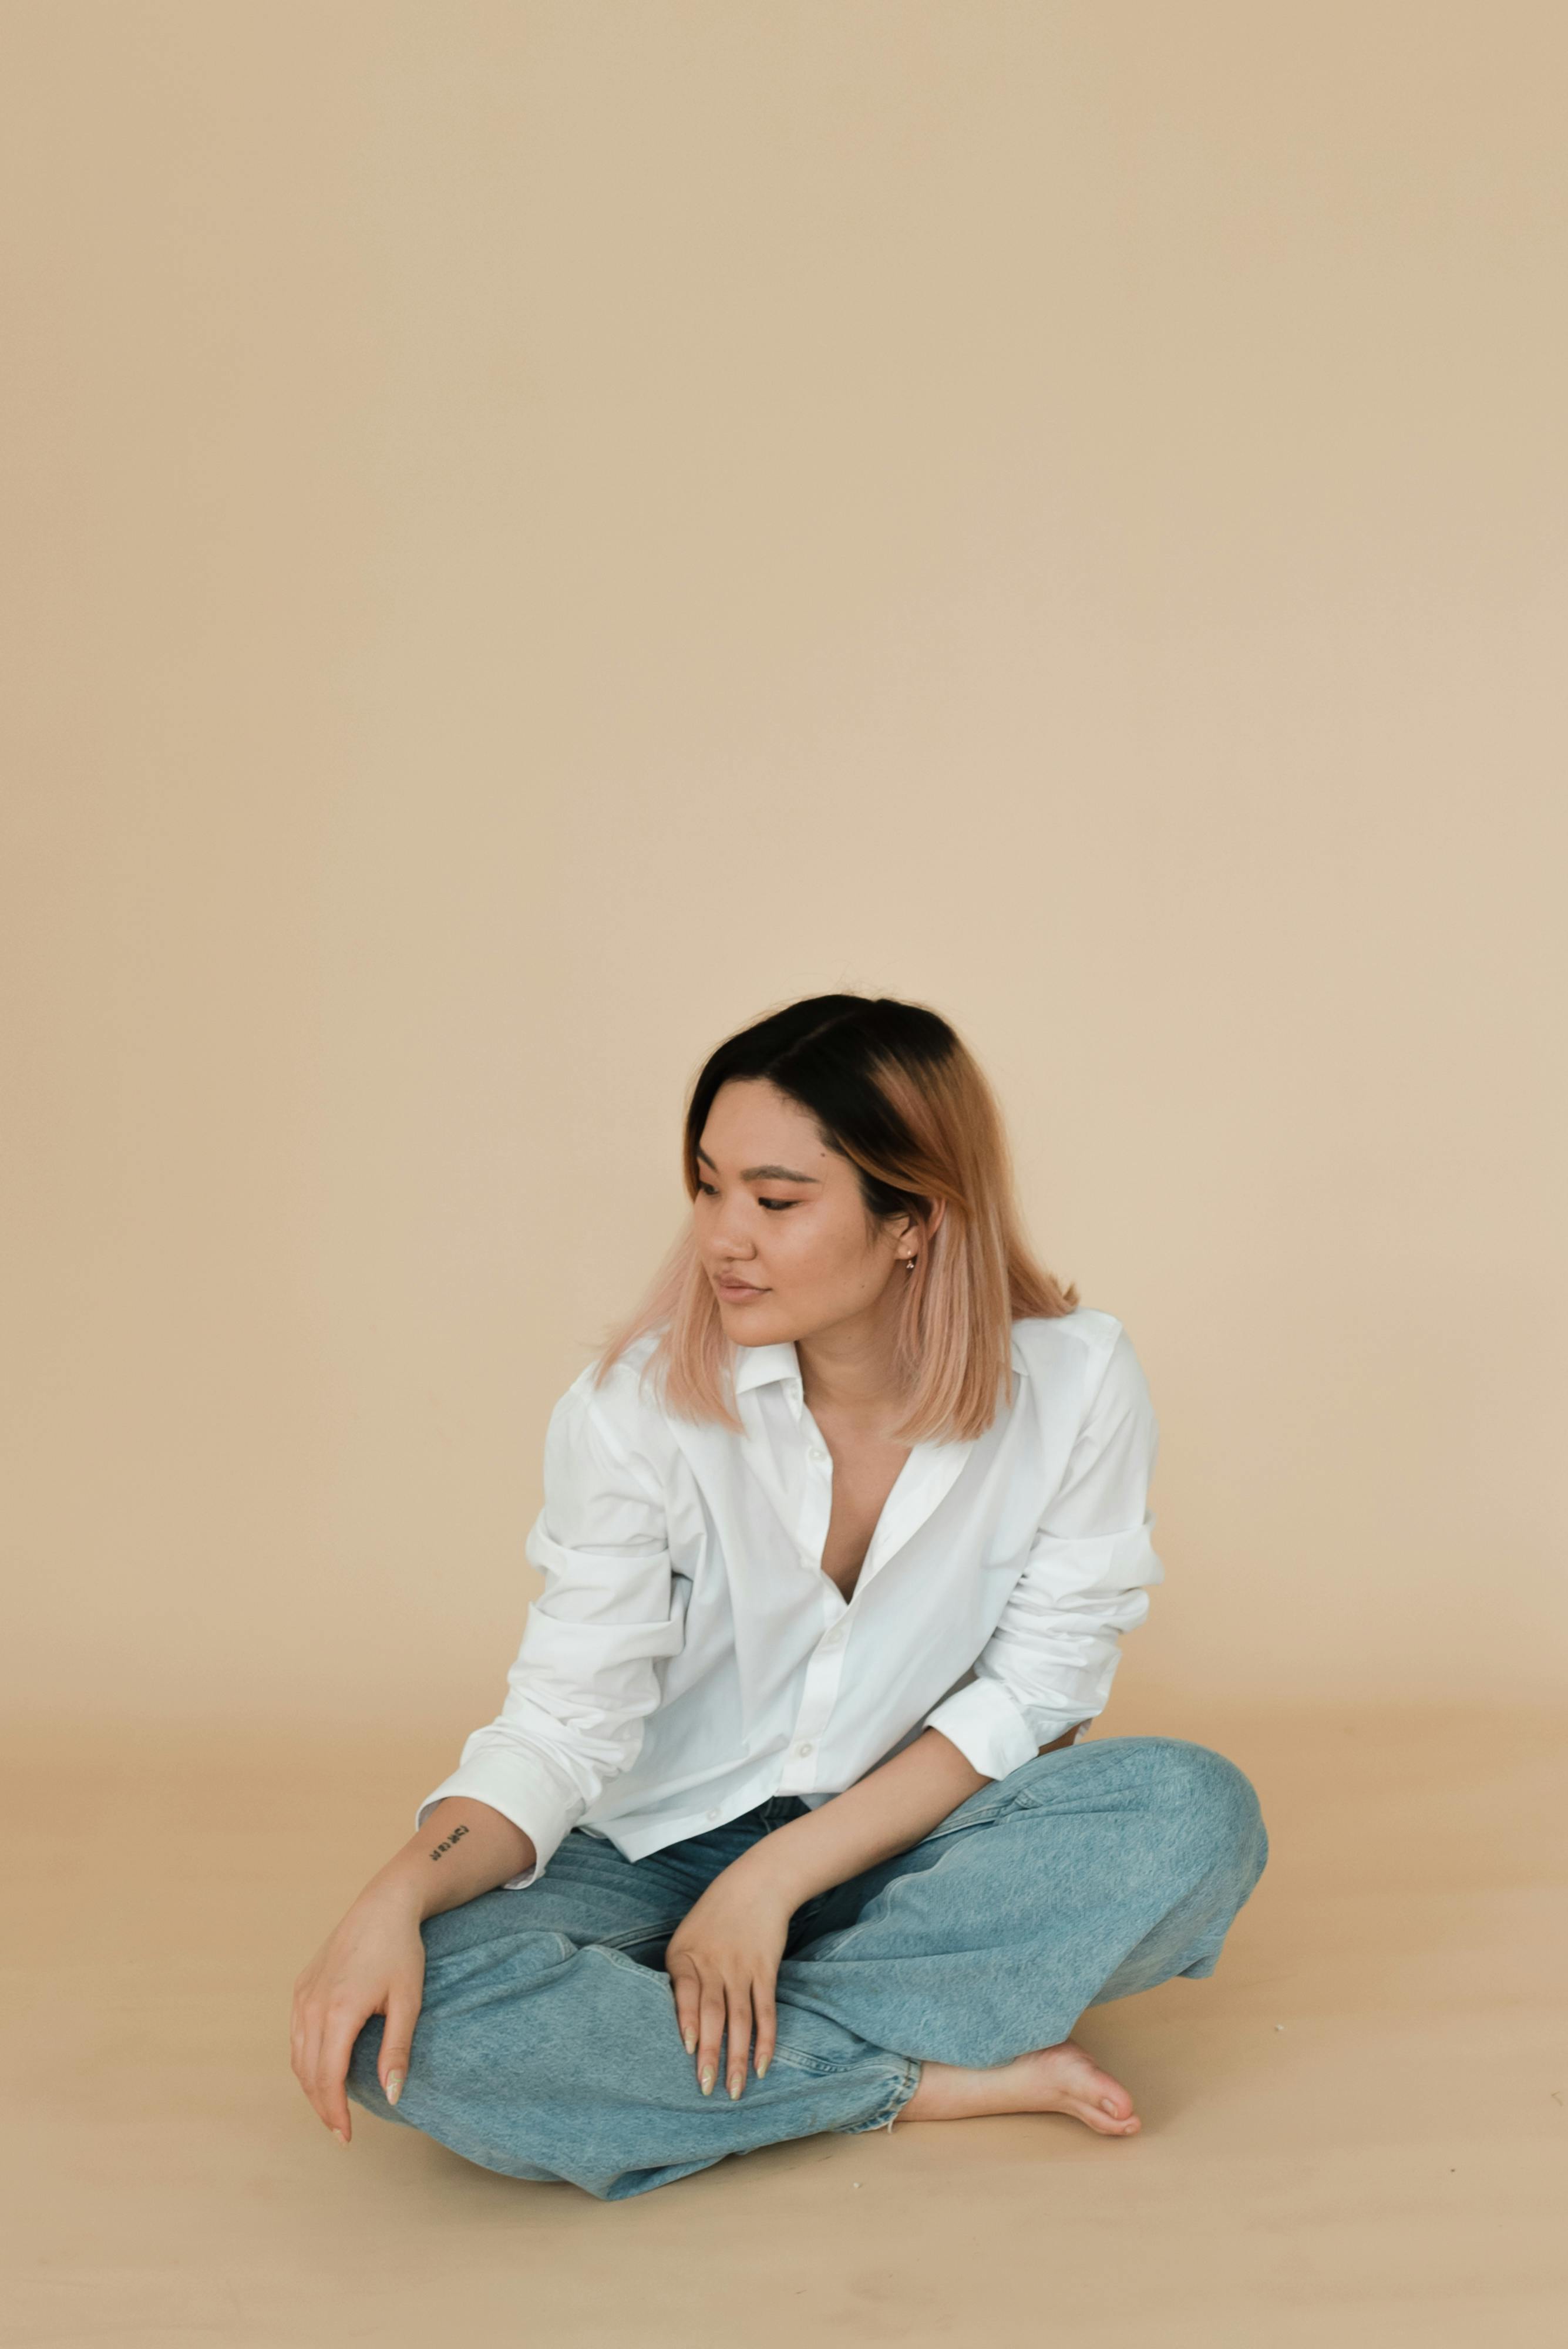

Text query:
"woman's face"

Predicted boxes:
[[693, 1079, 913, 1350]]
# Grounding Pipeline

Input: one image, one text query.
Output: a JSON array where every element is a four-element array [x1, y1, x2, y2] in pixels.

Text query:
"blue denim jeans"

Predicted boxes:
[[347, 1735, 1268, 2200]]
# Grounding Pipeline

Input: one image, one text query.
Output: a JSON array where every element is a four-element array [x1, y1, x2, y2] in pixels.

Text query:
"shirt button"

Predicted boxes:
[[808, 1447, 827, 1466], [706, 1809, 719, 1822], [795, 1741, 813, 1757]]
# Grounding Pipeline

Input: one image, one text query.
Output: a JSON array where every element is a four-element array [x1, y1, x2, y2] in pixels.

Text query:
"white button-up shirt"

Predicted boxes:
[[418, 1307, 1164, 1886]]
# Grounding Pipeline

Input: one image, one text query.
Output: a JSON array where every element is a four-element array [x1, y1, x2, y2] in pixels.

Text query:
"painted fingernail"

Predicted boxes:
[[331, 2129, 347, 2145], [728, 2076, 742, 2100], [385, 2071, 403, 2105], [756, 2057, 769, 2078], [701, 2065, 715, 2095], [684, 2031, 697, 2054]]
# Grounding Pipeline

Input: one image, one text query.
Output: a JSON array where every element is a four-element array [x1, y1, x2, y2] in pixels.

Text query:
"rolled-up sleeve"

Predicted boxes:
[[415, 1376, 683, 1886], [921, 1327, 1165, 1779]]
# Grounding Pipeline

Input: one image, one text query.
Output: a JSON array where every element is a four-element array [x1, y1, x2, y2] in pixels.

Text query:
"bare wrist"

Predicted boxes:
[[360, 1865, 428, 1923], [726, 1833, 820, 1916]]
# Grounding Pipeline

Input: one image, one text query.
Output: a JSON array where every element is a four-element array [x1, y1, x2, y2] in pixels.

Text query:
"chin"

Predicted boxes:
[[716, 1300, 795, 1348]]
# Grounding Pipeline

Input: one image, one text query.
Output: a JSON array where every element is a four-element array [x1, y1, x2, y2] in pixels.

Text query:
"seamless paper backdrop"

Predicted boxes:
[[2, 1, 1564, 1735]]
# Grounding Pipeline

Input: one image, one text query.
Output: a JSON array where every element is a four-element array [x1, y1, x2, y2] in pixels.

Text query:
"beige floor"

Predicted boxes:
[[6, 1700, 1566, 2348]]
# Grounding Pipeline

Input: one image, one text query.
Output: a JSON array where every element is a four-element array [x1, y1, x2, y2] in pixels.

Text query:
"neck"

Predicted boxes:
[[796, 1284, 907, 1431]]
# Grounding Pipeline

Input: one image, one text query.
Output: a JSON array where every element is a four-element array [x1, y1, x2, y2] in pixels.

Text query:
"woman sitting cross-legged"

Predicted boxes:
[[290, 992, 1268, 2202]]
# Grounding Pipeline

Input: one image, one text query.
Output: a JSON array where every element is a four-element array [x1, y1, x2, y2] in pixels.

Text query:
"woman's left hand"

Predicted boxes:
[[664, 1860, 795, 2100]]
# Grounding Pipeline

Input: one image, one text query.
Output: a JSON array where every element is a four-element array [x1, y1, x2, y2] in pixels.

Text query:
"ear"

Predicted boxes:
[[893, 1199, 944, 1254]]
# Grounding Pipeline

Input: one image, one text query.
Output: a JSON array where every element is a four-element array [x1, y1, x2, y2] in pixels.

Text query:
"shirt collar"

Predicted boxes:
[[733, 1332, 1031, 1402], [732, 1341, 802, 1396]]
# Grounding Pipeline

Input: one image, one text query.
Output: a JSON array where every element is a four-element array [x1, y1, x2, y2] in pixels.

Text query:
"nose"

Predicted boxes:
[[705, 1194, 757, 1263]]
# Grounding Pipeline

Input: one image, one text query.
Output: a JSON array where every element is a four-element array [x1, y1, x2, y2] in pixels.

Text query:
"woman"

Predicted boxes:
[[291, 993, 1268, 2200]]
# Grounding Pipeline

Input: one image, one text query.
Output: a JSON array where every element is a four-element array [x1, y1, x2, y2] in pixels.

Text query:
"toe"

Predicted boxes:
[[1036, 2044, 1141, 2135], [1074, 2069, 1138, 2132]]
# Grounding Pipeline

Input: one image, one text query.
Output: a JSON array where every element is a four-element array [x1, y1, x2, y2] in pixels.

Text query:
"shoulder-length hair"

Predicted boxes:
[[596, 993, 1079, 1444]]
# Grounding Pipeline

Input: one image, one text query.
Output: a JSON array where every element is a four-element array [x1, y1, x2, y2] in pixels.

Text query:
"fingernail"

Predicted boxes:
[[756, 2058, 769, 2078], [385, 2071, 403, 2106], [331, 2129, 347, 2145], [684, 2031, 697, 2055], [728, 2076, 742, 2100], [701, 2066, 715, 2095]]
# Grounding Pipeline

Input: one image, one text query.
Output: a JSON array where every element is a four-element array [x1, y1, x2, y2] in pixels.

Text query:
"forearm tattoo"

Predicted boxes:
[[428, 1822, 470, 1862]]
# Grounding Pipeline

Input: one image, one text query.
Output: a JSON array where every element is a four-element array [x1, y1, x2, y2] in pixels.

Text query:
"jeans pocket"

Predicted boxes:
[[918, 1793, 1022, 1842], [594, 1914, 690, 1955]]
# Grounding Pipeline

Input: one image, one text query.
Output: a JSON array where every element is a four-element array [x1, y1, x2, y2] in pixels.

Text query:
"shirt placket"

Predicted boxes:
[[774, 1381, 846, 1794], [775, 1397, 975, 1796]]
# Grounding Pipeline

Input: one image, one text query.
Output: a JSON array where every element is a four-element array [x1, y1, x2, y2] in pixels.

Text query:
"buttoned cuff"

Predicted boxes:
[[921, 1678, 1085, 1781], [415, 1750, 584, 1889]]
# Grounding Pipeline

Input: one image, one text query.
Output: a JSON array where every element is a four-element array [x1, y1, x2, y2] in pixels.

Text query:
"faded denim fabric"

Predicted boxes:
[[348, 1735, 1268, 2201]]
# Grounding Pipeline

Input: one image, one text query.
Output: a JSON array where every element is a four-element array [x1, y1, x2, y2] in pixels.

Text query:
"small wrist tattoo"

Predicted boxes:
[[428, 1822, 470, 1862]]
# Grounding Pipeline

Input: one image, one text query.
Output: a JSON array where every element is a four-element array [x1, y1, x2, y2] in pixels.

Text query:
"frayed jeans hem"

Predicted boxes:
[[836, 2055, 923, 2134]]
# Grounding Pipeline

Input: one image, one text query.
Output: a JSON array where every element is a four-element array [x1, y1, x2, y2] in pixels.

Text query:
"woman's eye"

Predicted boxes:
[[695, 1180, 796, 1209]]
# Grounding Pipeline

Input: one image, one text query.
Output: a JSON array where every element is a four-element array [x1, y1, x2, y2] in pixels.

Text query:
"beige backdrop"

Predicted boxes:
[[4, 1, 1564, 1747]]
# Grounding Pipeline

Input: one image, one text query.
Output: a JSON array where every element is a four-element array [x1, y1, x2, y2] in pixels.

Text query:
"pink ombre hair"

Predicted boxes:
[[597, 994, 1079, 1444]]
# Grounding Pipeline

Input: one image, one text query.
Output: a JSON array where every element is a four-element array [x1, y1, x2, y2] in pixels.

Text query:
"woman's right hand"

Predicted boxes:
[[290, 1798, 533, 2143], [290, 1884, 426, 2145]]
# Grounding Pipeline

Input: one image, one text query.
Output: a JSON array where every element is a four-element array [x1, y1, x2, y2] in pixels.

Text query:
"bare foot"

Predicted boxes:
[[897, 2038, 1140, 2137]]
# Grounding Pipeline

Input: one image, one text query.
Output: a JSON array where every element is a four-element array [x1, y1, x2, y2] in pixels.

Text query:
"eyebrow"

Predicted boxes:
[[695, 1147, 820, 1184]]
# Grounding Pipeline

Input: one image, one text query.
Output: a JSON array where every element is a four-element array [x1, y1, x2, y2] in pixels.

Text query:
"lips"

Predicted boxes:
[[714, 1277, 768, 1301]]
